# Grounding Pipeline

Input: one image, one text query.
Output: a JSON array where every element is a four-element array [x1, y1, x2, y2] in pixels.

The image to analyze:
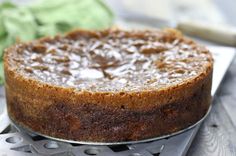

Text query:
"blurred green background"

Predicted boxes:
[[0, 0, 114, 84]]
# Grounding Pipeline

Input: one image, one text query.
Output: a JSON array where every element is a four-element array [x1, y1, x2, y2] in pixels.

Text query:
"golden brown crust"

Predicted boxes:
[[7, 70, 212, 142], [4, 28, 213, 142]]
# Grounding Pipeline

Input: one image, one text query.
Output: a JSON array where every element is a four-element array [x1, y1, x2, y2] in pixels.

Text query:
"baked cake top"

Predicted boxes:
[[5, 29, 213, 92]]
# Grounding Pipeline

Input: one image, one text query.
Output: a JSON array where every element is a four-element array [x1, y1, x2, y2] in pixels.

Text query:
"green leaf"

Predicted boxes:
[[30, 0, 113, 29], [2, 7, 37, 41], [0, 0, 114, 85]]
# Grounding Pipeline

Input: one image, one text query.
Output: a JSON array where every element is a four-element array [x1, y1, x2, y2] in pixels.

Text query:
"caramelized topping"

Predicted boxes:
[[10, 29, 212, 92]]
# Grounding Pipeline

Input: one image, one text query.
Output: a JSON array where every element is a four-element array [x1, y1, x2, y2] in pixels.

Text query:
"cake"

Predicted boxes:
[[4, 28, 213, 142]]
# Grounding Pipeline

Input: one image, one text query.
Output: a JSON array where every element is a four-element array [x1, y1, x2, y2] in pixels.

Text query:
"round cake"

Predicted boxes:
[[4, 28, 213, 142]]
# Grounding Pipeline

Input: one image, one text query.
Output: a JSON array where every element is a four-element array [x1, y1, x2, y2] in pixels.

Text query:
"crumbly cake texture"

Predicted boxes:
[[4, 28, 213, 142]]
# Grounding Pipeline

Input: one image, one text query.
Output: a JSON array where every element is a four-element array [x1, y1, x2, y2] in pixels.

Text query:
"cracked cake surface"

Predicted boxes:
[[4, 28, 213, 142]]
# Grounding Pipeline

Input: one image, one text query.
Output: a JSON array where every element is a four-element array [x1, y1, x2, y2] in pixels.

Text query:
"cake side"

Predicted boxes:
[[6, 70, 212, 142]]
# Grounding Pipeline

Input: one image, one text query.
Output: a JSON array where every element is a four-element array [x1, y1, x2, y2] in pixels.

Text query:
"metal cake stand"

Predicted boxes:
[[0, 46, 235, 156]]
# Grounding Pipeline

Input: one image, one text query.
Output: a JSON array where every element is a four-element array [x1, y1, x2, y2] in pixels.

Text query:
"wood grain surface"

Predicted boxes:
[[187, 57, 236, 156]]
